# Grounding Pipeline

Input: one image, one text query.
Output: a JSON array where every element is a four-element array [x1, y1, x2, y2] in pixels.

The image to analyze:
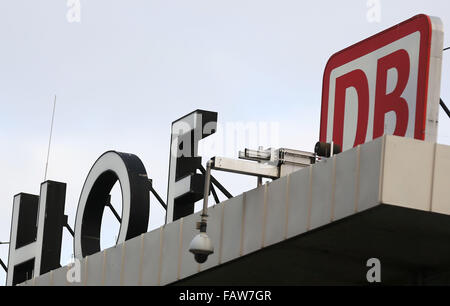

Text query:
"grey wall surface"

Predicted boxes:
[[20, 135, 450, 286]]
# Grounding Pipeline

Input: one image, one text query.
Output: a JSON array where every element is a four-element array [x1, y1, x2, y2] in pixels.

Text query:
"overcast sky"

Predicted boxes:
[[2, 0, 450, 285]]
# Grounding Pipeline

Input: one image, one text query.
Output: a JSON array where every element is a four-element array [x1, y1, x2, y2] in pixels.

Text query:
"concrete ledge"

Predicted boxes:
[[22, 135, 450, 286], [175, 204, 450, 285]]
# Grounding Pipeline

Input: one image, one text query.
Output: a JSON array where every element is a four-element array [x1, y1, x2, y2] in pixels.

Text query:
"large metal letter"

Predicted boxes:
[[166, 110, 217, 223], [74, 151, 150, 258], [373, 49, 411, 139], [6, 181, 66, 286]]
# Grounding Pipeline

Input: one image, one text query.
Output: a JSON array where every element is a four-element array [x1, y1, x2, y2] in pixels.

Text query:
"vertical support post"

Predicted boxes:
[[200, 160, 213, 232]]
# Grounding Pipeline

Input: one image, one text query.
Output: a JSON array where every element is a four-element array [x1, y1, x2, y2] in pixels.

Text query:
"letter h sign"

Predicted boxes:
[[320, 14, 444, 151]]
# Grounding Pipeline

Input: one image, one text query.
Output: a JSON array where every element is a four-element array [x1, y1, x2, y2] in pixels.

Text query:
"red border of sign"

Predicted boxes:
[[320, 14, 432, 143]]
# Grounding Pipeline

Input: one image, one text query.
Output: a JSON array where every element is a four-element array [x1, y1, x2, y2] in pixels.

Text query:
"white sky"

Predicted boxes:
[[2, 0, 450, 285]]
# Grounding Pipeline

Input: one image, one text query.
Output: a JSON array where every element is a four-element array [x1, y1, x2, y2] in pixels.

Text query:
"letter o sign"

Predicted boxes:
[[74, 151, 150, 258]]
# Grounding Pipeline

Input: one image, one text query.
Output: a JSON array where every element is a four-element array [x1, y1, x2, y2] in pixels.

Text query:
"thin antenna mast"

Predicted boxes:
[[44, 95, 57, 181]]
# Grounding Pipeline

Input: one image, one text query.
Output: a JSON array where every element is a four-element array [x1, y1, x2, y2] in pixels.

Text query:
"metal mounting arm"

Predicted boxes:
[[63, 215, 75, 237], [200, 160, 213, 232], [148, 179, 167, 210], [211, 157, 279, 179], [440, 98, 450, 119], [0, 241, 9, 273], [0, 258, 7, 273]]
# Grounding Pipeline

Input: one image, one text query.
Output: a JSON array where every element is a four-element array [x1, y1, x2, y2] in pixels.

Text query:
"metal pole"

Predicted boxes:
[[0, 241, 8, 273], [44, 95, 57, 181], [257, 146, 263, 187], [0, 258, 7, 273], [257, 176, 262, 187], [148, 179, 167, 210], [64, 223, 75, 237], [440, 98, 450, 119], [106, 203, 122, 223], [210, 184, 220, 204], [201, 160, 213, 231], [198, 165, 233, 199]]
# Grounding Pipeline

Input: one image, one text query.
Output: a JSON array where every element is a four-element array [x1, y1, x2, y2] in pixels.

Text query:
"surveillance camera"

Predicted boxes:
[[194, 253, 209, 264], [189, 232, 214, 263]]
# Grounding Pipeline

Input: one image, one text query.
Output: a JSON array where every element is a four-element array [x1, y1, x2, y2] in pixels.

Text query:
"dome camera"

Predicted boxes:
[[189, 232, 214, 263]]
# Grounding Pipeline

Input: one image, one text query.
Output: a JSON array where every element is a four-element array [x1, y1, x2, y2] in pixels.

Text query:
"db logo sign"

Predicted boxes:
[[320, 14, 444, 151]]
